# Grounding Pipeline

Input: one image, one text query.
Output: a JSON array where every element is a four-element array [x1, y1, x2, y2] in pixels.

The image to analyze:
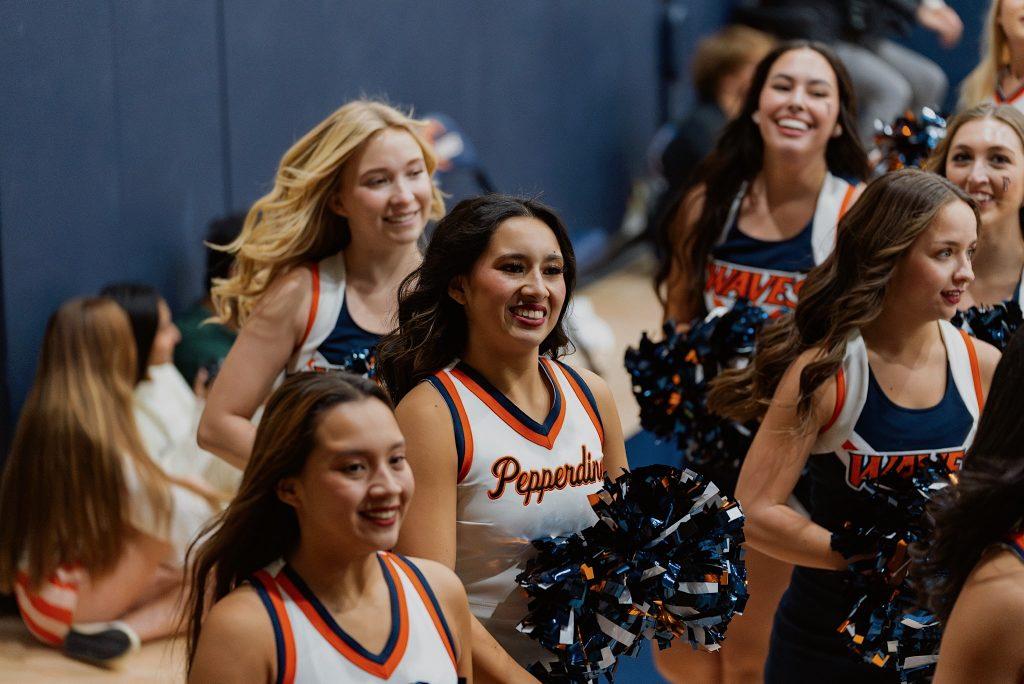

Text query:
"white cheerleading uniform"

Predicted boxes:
[[287, 252, 381, 374], [991, 84, 1024, 114], [250, 552, 459, 684], [426, 357, 606, 666], [703, 172, 858, 316]]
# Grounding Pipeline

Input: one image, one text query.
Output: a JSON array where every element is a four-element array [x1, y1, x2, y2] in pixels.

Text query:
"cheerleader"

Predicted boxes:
[[912, 328, 1024, 683], [959, 0, 1024, 112], [187, 372, 472, 683], [654, 39, 869, 683], [375, 195, 629, 682], [199, 100, 445, 468], [926, 103, 1024, 319], [713, 169, 1000, 682]]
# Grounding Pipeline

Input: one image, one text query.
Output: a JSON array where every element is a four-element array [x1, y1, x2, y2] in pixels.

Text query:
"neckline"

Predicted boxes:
[[866, 362, 951, 414], [280, 553, 404, 667], [451, 358, 566, 448]]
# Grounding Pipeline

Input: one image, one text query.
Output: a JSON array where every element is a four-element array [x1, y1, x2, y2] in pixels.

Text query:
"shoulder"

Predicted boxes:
[[190, 585, 275, 682], [203, 585, 273, 636], [395, 378, 453, 424], [947, 549, 1024, 642], [971, 337, 1001, 391], [556, 361, 612, 404], [250, 265, 314, 322], [399, 555, 467, 606], [780, 346, 839, 423]]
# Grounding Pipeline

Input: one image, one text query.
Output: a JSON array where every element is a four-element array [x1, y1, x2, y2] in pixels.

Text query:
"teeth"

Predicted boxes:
[[511, 307, 544, 320], [384, 212, 416, 223], [362, 510, 397, 520], [777, 118, 809, 131], [971, 193, 993, 203]]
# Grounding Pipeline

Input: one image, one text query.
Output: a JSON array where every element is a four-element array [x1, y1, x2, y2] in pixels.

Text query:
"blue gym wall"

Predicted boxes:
[[0, 0, 985, 432]]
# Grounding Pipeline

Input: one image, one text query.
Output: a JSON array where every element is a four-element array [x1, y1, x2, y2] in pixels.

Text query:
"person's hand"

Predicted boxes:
[[917, 3, 963, 49], [192, 366, 210, 400]]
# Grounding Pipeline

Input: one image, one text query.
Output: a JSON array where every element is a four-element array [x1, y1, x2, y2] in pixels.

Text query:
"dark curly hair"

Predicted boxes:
[[912, 327, 1024, 621], [375, 194, 577, 404]]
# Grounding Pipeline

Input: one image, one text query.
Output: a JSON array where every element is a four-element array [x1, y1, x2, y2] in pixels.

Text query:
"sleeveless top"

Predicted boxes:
[[1005, 530, 1024, 563], [426, 357, 606, 667], [992, 75, 1024, 113], [250, 553, 458, 684], [704, 172, 858, 316], [288, 252, 381, 374], [769, 322, 984, 675]]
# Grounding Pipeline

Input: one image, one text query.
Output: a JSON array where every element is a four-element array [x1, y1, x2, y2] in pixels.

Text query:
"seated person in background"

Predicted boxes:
[[737, 0, 962, 141], [959, 0, 1024, 112], [174, 214, 242, 388], [0, 298, 219, 666], [102, 283, 238, 492], [661, 25, 776, 191]]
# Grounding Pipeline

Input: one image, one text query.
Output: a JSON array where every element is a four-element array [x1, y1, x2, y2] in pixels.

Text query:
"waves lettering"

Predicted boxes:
[[487, 445, 604, 506], [844, 448, 964, 490], [705, 260, 804, 314]]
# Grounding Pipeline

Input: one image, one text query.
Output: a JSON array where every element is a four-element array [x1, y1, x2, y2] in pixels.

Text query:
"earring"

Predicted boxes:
[[751, 111, 761, 125], [832, 124, 843, 138]]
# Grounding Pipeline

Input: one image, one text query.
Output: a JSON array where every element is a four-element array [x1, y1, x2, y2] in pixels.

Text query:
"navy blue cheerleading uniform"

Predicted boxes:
[[703, 172, 858, 318], [288, 252, 381, 374], [765, 322, 984, 683]]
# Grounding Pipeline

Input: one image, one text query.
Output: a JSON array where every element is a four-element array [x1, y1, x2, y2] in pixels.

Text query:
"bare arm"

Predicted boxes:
[[933, 551, 1024, 684], [188, 587, 275, 684], [662, 187, 705, 325], [394, 385, 539, 684], [974, 339, 1000, 400], [735, 351, 848, 570], [572, 366, 629, 478], [411, 558, 475, 682], [197, 268, 311, 468]]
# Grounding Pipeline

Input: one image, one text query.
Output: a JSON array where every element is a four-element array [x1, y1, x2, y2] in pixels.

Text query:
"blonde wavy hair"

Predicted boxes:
[[960, 0, 1010, 109], [212, 100, 445, 329], [0, 299, 203, 589]]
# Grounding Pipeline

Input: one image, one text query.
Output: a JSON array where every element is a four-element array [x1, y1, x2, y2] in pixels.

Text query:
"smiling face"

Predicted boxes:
[[450, 216, 568, 356], [277, 398, 413, 556], [754, 48, 841, 158], [944, 117, 1024, 228], [331, 127, 434, 249], [887, 200, 978, 320]]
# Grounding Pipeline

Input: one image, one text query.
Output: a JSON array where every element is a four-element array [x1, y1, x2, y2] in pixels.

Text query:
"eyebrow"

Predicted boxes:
[[359, 158, 425, 178], [498, 252, 564, 261], [329, 443, 405, 458], [770, 73, 833, 88]]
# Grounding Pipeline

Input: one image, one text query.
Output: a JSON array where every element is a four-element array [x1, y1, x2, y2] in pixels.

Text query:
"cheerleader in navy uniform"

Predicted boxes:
[[199, 100, 445, 468], [375, 195, 629, 682], [912, 327, 1024, 683], [186, 372, 472, 683], [927, 103, 1024, 347], [712, 169, 1001, 682], [653, 40, 869, 683]]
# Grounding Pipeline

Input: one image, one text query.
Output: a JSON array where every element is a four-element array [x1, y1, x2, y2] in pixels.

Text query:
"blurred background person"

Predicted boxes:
[[960, 0, 1024, 111]]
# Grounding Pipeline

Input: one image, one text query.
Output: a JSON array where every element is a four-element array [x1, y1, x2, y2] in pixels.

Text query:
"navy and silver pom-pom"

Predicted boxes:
[[830, 455, 958, 682], [516, 465, 748, 682], [624, 301, 767, 493], [873, 107, 947, 173], [952, 300, 1023, 352]]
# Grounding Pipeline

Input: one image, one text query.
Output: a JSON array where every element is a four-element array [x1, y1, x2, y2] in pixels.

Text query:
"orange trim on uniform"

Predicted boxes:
[[552, 360, 604, 444], [387, 554, 458, 669], [17, 603, 63, 646], [252, 570, 297, 684], [450, 367, 566, 449], [434, 371, 474, 482], [297, 263, 321, 350], [820, 368, 846, 435], [15, 573, 73, 624], [996, 83, 1024, 105], [959, 329, 985, 411], [838, 184, 857, 220], [277, 564, 410, 679]]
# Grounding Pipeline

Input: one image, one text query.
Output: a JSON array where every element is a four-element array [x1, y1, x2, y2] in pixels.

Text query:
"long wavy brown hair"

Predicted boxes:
[[708, 169, 978, 425], [0, 299, 174, 589], [211, 100, 445, 329], [375, 194, 577, 404], [911, 327, 1024, 621], [656, 40, 870, 317], [184, 371, 391, 670]]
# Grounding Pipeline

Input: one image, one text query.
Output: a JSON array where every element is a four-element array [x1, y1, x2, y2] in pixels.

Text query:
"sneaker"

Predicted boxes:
[[63, 620, 140, 668]]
